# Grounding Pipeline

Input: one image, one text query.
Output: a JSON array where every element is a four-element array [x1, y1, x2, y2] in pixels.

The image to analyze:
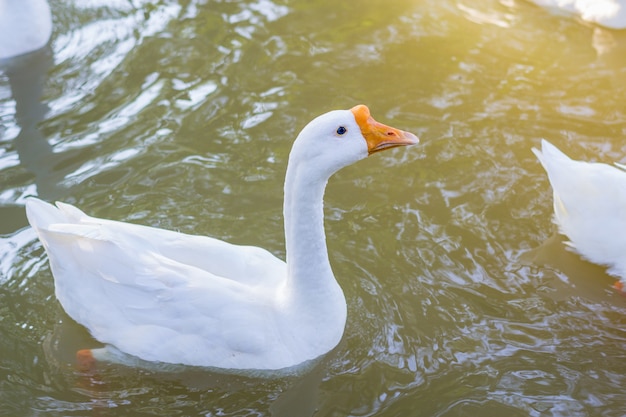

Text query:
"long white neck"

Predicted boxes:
[[283, 143, 345, 313], [283, 158, 336, 295], [278, 153, 347, 360]]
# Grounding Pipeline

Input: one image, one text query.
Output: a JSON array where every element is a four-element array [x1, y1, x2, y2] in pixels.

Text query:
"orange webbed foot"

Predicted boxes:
[[76, 349, 96, 372]]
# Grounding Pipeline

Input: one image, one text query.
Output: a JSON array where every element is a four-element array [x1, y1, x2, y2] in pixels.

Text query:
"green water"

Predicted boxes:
[[1, 0, 626, 415]]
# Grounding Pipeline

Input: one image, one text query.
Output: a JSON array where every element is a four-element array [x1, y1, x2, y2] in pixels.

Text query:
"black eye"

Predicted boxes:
[[336, 126, 347, 135]]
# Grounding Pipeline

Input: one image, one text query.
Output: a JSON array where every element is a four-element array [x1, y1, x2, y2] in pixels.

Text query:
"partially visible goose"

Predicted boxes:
[[0, 0, 52, 60], [532, 139, 626, 291], [527, 0, 626, 30], [26, 105, 418, 372]]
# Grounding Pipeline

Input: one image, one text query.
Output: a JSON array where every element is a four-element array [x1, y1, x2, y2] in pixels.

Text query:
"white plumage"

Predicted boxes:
[[0, 0, 52, 60], [528, 0, 626, 29], [26, 105, 418, 372], [533, 139, 626, 290]]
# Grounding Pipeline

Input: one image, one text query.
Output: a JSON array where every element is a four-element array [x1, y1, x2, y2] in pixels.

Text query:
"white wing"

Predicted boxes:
[[534, 140, 626, 277], [26, 199, 294, 369]]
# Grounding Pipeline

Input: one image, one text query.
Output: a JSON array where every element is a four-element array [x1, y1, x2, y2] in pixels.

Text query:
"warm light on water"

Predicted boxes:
[[1, 0, 626, 415]]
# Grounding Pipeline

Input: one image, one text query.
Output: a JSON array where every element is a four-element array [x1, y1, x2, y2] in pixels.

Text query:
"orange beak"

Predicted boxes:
[[351, 105, 419, 155]]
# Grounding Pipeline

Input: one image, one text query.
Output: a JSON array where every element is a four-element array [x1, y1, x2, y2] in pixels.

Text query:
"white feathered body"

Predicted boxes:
[[0, 0, 52, 60], [533, 140, 626, 281], [25, 106, 418, 372], [26, 199, 332, 370], [528, 0, 626, 29]]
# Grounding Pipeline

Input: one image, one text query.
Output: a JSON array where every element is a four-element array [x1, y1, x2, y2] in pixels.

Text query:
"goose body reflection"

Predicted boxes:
[[533, 139, 626, 291], [25, 105, 418, 372], [1, 0, 63, 200]]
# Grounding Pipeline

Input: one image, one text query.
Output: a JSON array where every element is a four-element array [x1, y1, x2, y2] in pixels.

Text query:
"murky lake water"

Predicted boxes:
[[1, 0, 626, 415]]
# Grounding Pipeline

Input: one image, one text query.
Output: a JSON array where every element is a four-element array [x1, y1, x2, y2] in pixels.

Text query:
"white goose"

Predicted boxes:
[[0, 0, 52, 60], [26, 105, 418, 371], [533, 139, 626, 291], [527, 0, 626, 30]]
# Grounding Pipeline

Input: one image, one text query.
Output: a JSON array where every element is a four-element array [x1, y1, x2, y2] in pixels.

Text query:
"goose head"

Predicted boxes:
[[288, 105, 419, 181]]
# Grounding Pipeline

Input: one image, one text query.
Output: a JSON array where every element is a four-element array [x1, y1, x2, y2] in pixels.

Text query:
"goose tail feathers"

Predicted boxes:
[[25, 198, 88, 231]]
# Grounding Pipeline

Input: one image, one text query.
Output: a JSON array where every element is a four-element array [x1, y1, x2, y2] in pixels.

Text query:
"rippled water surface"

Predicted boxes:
[[1, 0, 626, 415]]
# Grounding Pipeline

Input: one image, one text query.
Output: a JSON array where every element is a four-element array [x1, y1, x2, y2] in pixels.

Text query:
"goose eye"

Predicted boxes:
[[336, 126, 347, 135]]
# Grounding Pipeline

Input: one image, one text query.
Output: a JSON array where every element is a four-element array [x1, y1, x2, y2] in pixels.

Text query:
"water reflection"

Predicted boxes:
[[522, 233, 618, 303], [0, 1, 56, 233], [1, 0, 626, 415], [0, 1, 101, 207], [2, 48, 66, 200]]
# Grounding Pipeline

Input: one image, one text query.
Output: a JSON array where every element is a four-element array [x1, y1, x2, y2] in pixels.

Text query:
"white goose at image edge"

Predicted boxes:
[[527, 0, 626, 30], [533, 139, 626, 293], [0, 0, 52, 60]]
